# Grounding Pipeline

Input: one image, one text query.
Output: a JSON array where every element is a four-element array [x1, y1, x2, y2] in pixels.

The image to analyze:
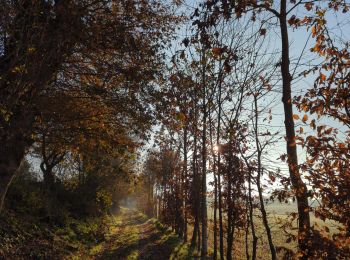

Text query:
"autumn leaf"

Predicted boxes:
[[259, 28, 267, 36], [175, 112, 186, 122], [293, 114, 300, 120], [305, 2, 313, 11], [212, 47, 223, 57], [310, 119, 316, 130], [288, 15, 297, 26], [311, 26, 317, 36], [338, 143, 346, 149], [280, 154, 287, 161], [302, 114, 308, 123], [324, 128, 332, 135], [170, 74, 178, 82], [320, 73, 326, 82]]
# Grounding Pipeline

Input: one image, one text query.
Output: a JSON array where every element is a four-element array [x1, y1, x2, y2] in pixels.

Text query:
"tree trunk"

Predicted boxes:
[[226, 141, 236, 260], [279, 1, 311, 258], [253, 95, 276, 260], [191, 85, 201, 251], [44, 169, 55, 191], [0, 137, 27, 214], [226, 176, 233, 260], [200, 48, 208, 260], [191, 129, 200, 250], [183, 126, 188, 242], [208, 95, 218, 259], [213, 165, 218, 259], [257, 170, 276, 260], [216, 69, 224, 260], [0, 165, 19, 213], [248, 169, 257, 260], [245, 197, 250, 260]]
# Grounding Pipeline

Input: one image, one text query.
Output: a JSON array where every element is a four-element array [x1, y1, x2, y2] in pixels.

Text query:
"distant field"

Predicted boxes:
[[203, 200, 342, 259]]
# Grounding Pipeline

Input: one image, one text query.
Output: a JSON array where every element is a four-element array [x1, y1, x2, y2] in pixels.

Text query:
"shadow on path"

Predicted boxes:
[[95, 208, 186, 260]]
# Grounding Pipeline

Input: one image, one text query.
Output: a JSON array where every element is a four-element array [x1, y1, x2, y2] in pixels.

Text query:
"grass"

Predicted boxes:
[[1, 205, 196, 259], [71, 207, 193, 259], [203, 201, 344, 259], [4, 202, 342, 259]]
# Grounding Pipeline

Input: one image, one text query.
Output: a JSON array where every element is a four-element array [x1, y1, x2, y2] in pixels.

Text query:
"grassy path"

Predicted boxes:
[[76, 208, 192, 260]]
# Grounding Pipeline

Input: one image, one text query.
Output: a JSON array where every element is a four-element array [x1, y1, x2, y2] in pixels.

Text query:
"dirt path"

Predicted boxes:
[[90, 208, 191, 260]]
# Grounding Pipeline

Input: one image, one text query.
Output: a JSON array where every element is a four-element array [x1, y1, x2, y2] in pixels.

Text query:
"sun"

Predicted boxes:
[[213, 144, 220, 152]]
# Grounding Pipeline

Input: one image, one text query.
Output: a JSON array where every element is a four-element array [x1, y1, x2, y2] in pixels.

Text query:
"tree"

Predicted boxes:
[[295, 2, 350, 256], [0, 0, 177, 213], [192, 1, 314, 257]]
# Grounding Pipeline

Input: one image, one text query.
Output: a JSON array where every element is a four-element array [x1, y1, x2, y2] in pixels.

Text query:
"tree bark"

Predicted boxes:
[[245, 197, 250, 260], [0, 138, 27, 213], [208, 92, 218, 259], [226, 169, 233, 260], [213, 158, 218, 260], [248, 168, 257, 260], [183, 126, 188, 242], [279, 1, 311, 258], [200, 48, 208, 260], [253, 95, 276, 260], [0, 162, 20, 213], [191, 107, 200, 250], [216, 69, 224, 260]]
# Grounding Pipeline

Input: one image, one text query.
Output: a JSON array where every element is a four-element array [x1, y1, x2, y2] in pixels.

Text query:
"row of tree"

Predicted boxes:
[[139, 1, 350, 259]]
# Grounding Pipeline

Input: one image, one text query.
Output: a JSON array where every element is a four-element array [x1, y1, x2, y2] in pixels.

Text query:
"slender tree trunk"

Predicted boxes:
[[0, 110, 34, 214], [245, 196, 250, 260], [226, 174, 233, 260], [0, 163, 20, 213], [253, 95, 276, 260], [218, 162, 224, 260], [148, 173, 152, 216], [200, 48, 208, 259], [226, 140, 236, 260], [191, 144, 199, 249], [213, 164, 218, 259], [248, 169, 257, 260], [216, 71, 224, 260], [0, 138, 27, 213], [208, 98, 218, 259], [191, 120, 200, 250], [257, 169, 276, 259], [197, 218, 201, 252], [279, 1, 310, 258], [183, 126, 188, 242]]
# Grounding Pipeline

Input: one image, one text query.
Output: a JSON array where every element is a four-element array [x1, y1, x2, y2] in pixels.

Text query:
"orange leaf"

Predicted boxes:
[[311, 26, 317, 36], [293, 114, 300, 120], [302, 114, 308, 123], [212, 47, 222, 57]]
